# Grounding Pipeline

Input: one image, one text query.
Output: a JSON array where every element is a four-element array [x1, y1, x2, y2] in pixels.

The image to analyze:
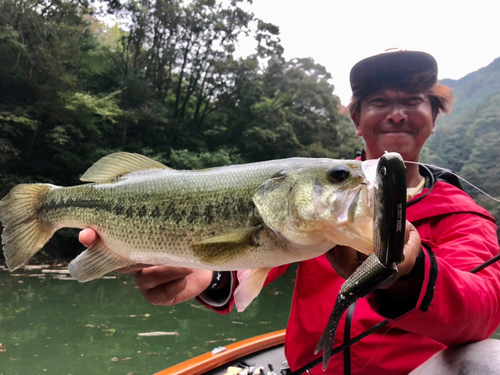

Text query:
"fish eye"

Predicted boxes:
[[327, 164, 350, 182]]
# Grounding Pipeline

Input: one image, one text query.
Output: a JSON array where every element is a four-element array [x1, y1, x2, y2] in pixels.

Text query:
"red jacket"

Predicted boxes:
[[204, 168, 500, 374]]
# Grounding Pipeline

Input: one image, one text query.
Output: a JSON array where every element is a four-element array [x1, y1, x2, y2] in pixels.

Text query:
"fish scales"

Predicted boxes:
[[0, 152, 374, 312], [39, 166, 274, 266]]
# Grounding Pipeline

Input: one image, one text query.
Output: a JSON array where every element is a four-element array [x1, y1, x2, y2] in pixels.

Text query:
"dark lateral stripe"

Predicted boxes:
[[43, 194, 255, 224], [420, 243, 438, 312], [43, 196, 152, 220]]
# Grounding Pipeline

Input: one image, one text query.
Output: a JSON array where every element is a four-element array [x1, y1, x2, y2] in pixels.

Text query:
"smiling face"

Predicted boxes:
[[351, 89, 438, 161]]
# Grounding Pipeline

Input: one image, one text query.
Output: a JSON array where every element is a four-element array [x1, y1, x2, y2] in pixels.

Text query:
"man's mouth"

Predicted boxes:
[[379, 129, 413, 134], [380, 130, 413, 134]]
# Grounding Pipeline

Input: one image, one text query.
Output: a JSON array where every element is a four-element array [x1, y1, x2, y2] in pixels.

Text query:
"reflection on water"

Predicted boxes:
[[0, 265, 296, 375]]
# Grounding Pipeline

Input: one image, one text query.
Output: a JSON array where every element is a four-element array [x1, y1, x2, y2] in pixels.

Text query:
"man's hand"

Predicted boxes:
[[78, 228, 213, 306], [326, 221, 423, 295]]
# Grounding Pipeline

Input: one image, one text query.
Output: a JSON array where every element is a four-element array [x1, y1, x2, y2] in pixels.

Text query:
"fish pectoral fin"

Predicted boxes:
[[192, 227, 260, 265], [80, 152, 170, 183], [234, 268, 272, 312], [68, 242, 134, 282]]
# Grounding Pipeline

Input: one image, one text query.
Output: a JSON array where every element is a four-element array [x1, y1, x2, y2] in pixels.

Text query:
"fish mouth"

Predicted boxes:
[[347, 183, 373, 222], [347, 188, 362, 223], [320, 182, 373, 254]]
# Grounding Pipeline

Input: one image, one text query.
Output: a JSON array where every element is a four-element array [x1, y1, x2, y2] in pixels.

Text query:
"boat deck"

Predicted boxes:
[[155, 330, 286, 375]]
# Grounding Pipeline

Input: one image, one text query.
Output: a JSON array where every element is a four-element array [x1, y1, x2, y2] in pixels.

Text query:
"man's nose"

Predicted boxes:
[[386, 104, 408, 123]]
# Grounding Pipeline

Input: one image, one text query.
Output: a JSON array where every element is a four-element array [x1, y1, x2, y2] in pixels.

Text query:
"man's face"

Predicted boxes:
[[351, 89, 437, 161]]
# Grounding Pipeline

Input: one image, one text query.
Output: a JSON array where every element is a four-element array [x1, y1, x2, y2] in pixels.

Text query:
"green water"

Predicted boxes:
[[4, 265, 500, 375], [0, 266, 296, 375]]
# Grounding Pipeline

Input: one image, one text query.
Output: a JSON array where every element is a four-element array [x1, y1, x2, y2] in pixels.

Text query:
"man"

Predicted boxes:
[[80, 50, 500, 374]]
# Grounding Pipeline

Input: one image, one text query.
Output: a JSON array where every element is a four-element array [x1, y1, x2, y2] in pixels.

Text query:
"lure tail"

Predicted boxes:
[[0, 184, 57, 270], [315, 253, 398, 370], [314, 291, 359, 370]]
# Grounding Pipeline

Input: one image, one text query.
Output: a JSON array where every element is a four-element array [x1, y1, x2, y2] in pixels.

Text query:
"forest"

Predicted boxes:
[[1, 0, 499, 259]]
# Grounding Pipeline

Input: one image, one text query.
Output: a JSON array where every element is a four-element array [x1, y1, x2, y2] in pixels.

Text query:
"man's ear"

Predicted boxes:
[[351, 111, 363, 137]]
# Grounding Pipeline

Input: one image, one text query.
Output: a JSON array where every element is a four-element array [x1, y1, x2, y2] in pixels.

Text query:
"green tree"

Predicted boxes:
[[0, 0, 366, 260]]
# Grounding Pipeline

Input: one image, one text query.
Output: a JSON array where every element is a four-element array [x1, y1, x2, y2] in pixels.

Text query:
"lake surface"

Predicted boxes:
[[0, 265, 296, 375], [3, 264, 500, 375]]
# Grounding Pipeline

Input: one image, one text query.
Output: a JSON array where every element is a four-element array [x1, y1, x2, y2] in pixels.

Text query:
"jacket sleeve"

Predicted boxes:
[[371, 212, 500, 346], [196, 265, 291, 314]]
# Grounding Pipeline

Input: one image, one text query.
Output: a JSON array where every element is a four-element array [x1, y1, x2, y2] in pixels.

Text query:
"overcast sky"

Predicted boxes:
[[238, 0, 500, 105]]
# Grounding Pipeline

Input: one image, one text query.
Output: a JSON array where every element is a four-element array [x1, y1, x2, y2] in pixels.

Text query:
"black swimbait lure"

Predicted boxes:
[[315, 152, 407, 370]]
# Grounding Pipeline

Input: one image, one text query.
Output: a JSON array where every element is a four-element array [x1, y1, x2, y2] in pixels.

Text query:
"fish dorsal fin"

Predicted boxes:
[[192, 226, 261, 265], [80, 152, 170, 183]]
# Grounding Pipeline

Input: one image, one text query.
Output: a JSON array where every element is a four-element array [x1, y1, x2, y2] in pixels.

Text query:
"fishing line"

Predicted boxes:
[[404, 160, 500, 203], [362, 159, 500, 203]]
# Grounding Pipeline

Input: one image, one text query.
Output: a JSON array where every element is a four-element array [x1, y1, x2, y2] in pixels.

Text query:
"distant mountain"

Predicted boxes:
[[439, 57, 500, 117], [424, 56, 500, 230], [425, 55, 500, 167]]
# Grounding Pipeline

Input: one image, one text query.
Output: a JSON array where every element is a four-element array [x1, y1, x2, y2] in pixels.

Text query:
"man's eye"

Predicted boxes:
[[370, 98, 387, 106], [406, 97, 424, 105]]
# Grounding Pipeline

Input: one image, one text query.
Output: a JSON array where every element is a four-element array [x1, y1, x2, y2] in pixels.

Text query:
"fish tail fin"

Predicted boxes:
[[0, 184, 56, 270]]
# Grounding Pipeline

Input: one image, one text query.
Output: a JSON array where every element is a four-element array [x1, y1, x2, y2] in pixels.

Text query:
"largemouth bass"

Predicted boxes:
[[0, 152, 374, 311]]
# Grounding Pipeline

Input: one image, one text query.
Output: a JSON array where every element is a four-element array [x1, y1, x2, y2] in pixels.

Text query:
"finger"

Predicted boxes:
[[326, 246, 367, 279], [116, 264, 155, 274], [142, 277, 189, 306], [78, 228, 98, 247], [133, 266, 194, 292], [175, 269, 214, 302], [399, 223, 422, 274], [380, 223, 422, 289]]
